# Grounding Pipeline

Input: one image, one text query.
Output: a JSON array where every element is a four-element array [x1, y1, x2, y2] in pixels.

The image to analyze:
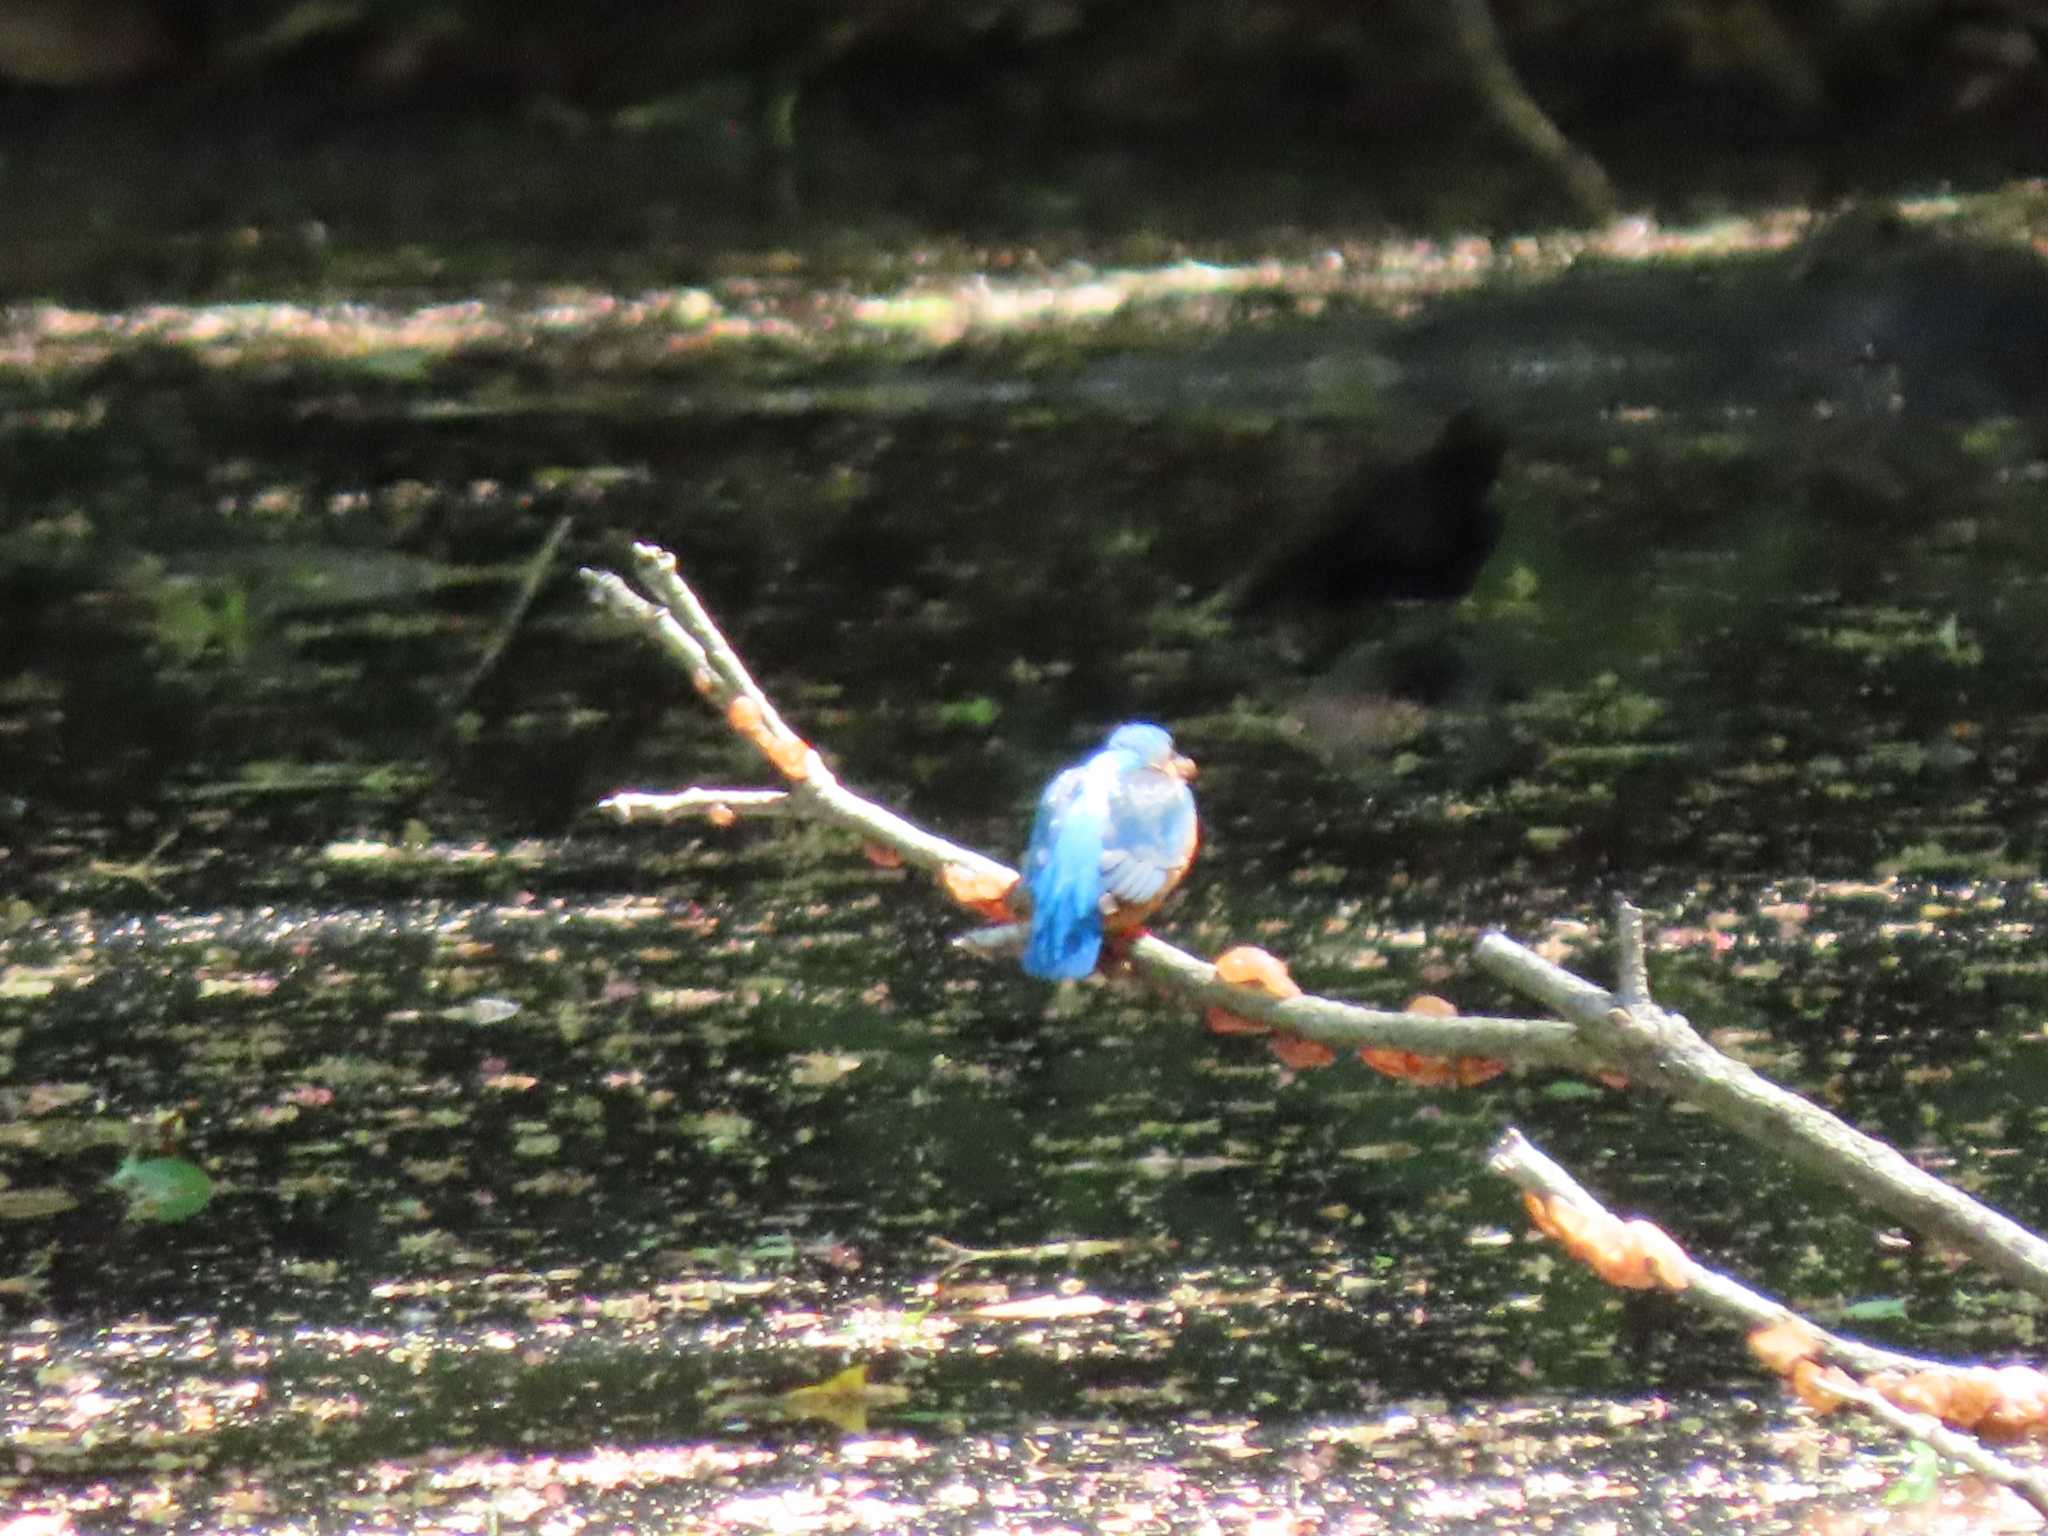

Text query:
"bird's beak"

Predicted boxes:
[[1170, 753, 1198, 783]]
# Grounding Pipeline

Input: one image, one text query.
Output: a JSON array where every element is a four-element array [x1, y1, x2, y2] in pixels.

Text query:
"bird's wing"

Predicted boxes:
[[1021, 762, 1111, 979], [1100, 769, 1198, 907]]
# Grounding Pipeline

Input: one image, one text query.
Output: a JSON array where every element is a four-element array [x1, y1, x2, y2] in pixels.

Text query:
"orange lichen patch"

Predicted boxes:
[[1215, 946, 1303, 996], [691, 667, 720, 700], [862, 843, 905, 869], [706, 803, 738, 829], [1268, 1033, 1338, 1070], [1405, 993, 1458, 1017], [939, 863, 1019, 922], [1522, 1190, 1691, 1291], [724, 695, 813, 782]]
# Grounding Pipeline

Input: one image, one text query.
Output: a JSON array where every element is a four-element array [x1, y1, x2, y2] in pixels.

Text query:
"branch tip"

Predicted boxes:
[[1614, 897, 1649, 1006]]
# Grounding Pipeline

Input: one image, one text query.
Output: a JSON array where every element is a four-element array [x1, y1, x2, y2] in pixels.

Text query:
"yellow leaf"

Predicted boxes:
[[772, 1364, 909, 1434]]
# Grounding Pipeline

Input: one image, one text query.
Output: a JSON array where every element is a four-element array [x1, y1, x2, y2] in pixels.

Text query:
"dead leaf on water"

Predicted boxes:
[[709, 1363, 909, 1435], [970, 1292, 1112, 1321], [789, 1052, 864, 1088], [0, 1187, 76, 1220]]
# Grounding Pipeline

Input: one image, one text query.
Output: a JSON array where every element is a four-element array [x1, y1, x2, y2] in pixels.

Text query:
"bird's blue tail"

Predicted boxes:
[[1023, 804, 1105, 980]]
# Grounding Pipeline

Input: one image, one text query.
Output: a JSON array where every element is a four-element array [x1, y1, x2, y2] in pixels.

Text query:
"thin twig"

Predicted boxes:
[[1434, 0, 1618, 223], [585, 549, 1014, 889], [632, 545, 811, 757], [929, 1234, 1170, 1279], [599, 788, 794, 824], [1807, 1376, 2048, 1517], [453, 513, 573, 709]]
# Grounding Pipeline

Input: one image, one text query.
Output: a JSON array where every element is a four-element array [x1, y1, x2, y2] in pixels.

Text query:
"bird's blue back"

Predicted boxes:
[[1021, 724, 1196, 980]]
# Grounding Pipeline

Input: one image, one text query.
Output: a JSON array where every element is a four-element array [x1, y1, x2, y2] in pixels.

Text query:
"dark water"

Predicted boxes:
[[5, 201, 2048, 1527]]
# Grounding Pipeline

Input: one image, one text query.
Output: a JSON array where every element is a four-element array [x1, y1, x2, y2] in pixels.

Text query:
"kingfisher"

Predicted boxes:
[[1019, 723, 1199, 980]]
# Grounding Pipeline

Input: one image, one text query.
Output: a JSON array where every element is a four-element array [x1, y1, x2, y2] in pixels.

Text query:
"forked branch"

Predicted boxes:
[[585, 543, 2048, 1292], [582, 543, 1596, 1073], [587, 540, 2048, 1496]]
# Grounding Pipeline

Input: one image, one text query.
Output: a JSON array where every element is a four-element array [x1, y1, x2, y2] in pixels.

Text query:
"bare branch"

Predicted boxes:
[[581, 546, 1601, 1073], [632, 544, 812, 762], [1477, 930, 2048, 1302], [1490, 1129, 1922, 1376], [453, 512, 573, 708], [1821, 1380, 2048, 1519], [587, 539, 2048, 1508], [1489, 1128, 2048, 1517], [584, 548, 1015, 891]]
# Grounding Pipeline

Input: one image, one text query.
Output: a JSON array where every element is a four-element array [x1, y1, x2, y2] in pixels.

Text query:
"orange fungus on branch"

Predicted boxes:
[[1205, 1011, 1271, 1036], [941, 863, 1019, 922], [1214, 946, 1302, 997], [1361, 1050, 1463, 1086], [1205, 946, 1298, 1035], [764, 733, 813, 781], [725, 695, 812, 782], [1789, 1359, 1857, 1414], [1268, 1034, 1337, 1070], [1357, 996, 1507, 1088], [1748, 1319, 1825, 1376], [1522, 1190, 1691, 1291], [1749, 1318, 2048, 1438], [1206, 946, 1333, 1066]]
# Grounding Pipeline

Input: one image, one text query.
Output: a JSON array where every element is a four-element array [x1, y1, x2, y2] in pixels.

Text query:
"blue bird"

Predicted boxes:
[[1020, 722, 1199, 980]]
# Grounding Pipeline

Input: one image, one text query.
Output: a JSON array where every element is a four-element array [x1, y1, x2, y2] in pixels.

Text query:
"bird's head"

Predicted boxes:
[[1104, 722, 1197, 782]]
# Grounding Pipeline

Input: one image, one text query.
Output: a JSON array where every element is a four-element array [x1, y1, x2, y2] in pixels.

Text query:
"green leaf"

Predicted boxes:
[[107, 1156, 215, 1223], [1836, 1296, 1908, 1323], [1883, 1441, 1941, 1505]]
